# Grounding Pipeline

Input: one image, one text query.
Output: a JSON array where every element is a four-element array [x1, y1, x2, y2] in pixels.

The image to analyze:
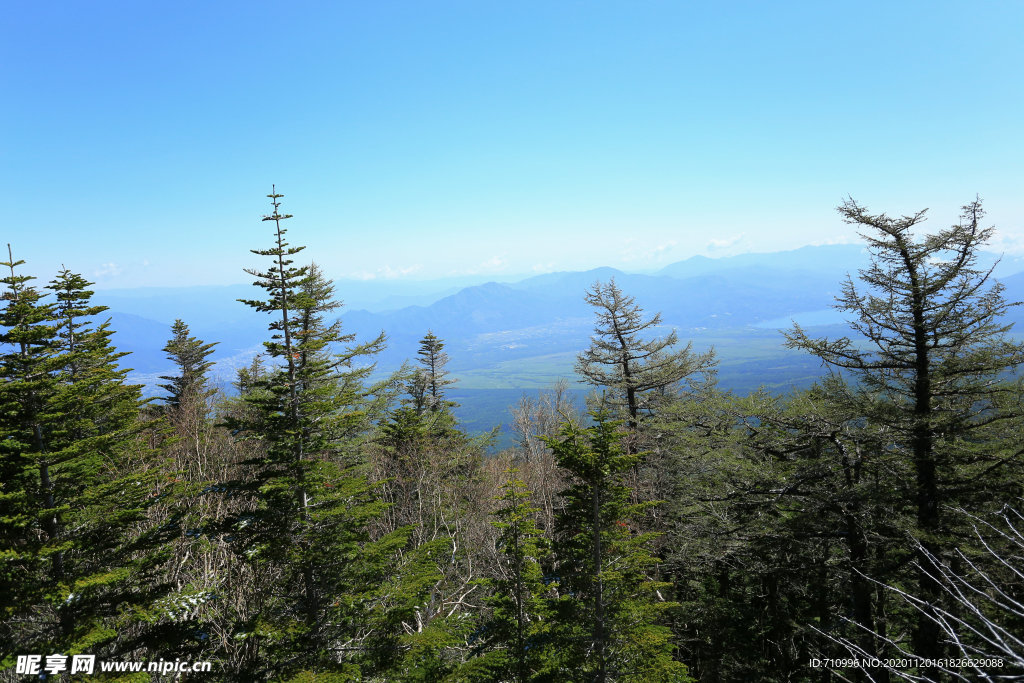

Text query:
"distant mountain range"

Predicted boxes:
[[90, 244, 1024, 437]]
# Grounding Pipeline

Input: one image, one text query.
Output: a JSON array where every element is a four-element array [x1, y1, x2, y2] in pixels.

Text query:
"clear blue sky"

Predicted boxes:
[[4, 1, 1023, 288]]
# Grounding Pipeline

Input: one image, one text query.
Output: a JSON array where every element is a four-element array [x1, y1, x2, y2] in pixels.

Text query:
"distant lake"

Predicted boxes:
[[754, 308, 849, 329]]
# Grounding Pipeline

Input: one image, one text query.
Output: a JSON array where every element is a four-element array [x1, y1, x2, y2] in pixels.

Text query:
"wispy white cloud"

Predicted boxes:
[[480, 256, 504, 269], [347, 264, 424, 280], [652, 241, 676, 256], [989, 230, 1024, 255], [456, 255, 508, 275], [809, 235, 858, 246], [382, 264, 423, 278], [94, 262, 122, 277], [348, 271, 378, 281], [621, 239, 677, 263], [706, 234, 744, 251]]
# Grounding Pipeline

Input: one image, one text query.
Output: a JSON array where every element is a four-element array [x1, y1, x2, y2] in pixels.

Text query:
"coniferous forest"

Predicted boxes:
[[2, 191, 1023, 682]]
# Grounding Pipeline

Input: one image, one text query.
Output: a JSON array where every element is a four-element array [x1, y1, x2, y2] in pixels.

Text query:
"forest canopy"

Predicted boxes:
[[2, 195, 1022, 682]]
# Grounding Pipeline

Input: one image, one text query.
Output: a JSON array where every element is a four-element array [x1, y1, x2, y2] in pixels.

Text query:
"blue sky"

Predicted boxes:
[[4, 1, 1023, 288]]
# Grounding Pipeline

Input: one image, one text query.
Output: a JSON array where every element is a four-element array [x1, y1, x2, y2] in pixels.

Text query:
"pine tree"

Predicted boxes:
[[377, 329, 476, 540], [0, 254, 168, 661], [395, 330, 460, 447], [234, 353, 265, 396], [369, 334, 494, 680], [544, 414, 692, 683], [576, 279, 713, 431], [149, 317, 239, 667], [414, 330, 456, 414], [157, 319, 219, 484], [785, 197, 1024, 677], [226, 189, 396, 679], [466, 471, 553, 682], [0, 248, 59, 655], [159, 319, 217, 411]]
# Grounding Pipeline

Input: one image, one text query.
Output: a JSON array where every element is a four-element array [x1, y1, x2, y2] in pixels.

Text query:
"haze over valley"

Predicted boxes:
[[95, 244, 1024, 437]]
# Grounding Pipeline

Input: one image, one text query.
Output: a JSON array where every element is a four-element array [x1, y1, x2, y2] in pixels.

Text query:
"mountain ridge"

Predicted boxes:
[[84, 246, 1024, 418]]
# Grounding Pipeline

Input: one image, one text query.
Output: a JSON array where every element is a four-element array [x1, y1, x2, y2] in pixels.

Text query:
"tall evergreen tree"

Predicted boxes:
[[226, 189, 397, 679], [576, 279, 713, 431], [466, 471, 553, 682], [377, 330, 476, 541], [785, 198, 1024, 677], [149, 318, 240, 666], [159, 319, 217, 411], [0, 255, 168, 662], [544, 413, 692, 683], [0, 249, 59, 657], [414, 330, 456, 414], [368, 331, 499, 680]]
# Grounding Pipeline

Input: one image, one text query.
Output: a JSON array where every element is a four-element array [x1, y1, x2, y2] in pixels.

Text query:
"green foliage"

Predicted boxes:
[[466, 471, 553, 682], [6, 191, 1024, 683], [370, 347, 495, 680], [359, 535, 470, 681], [159, 319, 217, 411], [671, 382, 907, 679], [0, 255, 168, 662], [223, 190, 397, 679], [786, 198, 1024, 671], [662, 200, 1024, 681], [576, 279, 714, 429], [544, 414, 692, 683], [408, 330, 457, 415], [785, 199, 1024, 511]]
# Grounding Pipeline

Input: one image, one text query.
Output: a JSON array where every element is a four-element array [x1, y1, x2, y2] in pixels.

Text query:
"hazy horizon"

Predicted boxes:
[[84, 241, 869, 294]]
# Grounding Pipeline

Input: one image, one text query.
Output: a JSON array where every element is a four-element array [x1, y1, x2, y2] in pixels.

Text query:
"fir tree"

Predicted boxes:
[[544, 413, 692, 683], [0, 248, 59, 656], [234, 353, 265, 396], [369, 335, 494, 680], [0, 254, 168, 662], [467, 471, 553, 682], [226, 189, 396, 679], [396, 331, 460, 446], [413, 330, 456, 414], [159, 319, 217, 411]]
